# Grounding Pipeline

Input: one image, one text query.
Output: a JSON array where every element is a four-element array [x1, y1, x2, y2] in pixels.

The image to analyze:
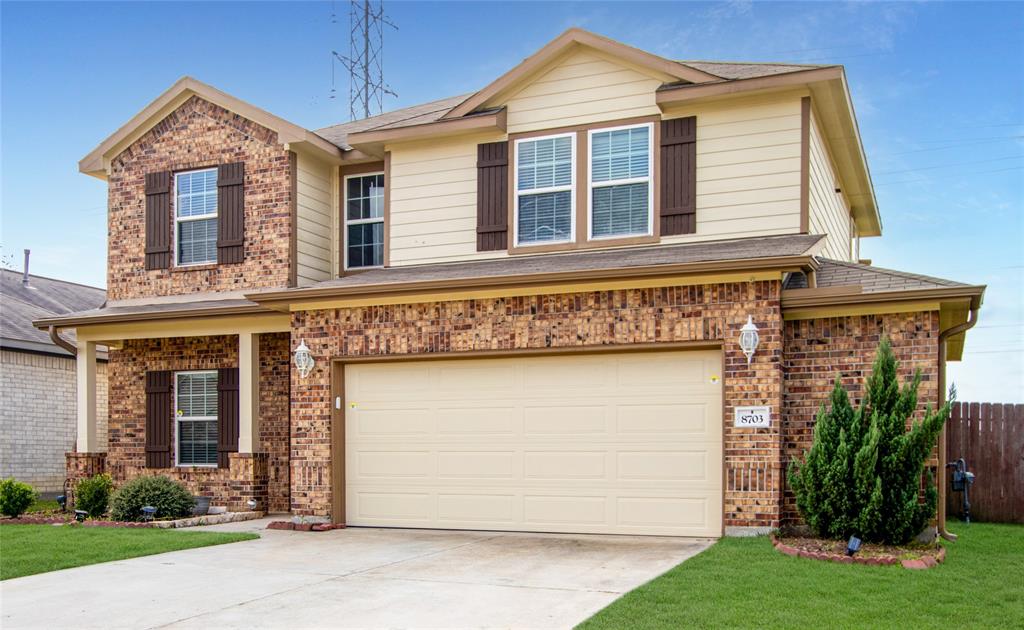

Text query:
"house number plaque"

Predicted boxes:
[[734, 406, 771, 428]]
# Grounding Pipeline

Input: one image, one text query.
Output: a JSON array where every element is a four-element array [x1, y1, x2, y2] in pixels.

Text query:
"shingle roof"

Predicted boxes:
[[1, 269, 105, 353], [784, 258, 970, 293], [315, 94, 471, 151], [32, 297, 264, 329], [291, 234, 825, 291], [679, 61, 831, 81], [313, 60, 832, 151]]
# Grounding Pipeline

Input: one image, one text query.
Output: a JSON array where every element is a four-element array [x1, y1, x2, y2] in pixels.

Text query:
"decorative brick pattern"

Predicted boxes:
[[1, 350, 108, 492], [290, 282, 785, 526], [781, 312, 940, 523], [97, 333, 290, 511], [106, 96, 293, 301]]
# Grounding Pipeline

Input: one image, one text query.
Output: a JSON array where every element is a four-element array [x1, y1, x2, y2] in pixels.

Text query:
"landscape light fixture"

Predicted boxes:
[[74, 510, 87, 523], [294, 340, 315, 378], [56, 495, 67, 512], [739, 316, 760, 366], [247, 499, 258, 511], [141, 506, 157, 522], [846, 535, 862, 557]]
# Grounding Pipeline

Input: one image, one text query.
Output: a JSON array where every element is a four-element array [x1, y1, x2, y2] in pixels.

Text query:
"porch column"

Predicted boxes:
[[76, 340, 99, 452], [238, 332, 260, 453]]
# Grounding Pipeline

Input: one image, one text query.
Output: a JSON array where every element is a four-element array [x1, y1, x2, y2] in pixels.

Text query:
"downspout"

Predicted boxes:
[[936, 302, 979, 541], [49, 325, 78, 357]]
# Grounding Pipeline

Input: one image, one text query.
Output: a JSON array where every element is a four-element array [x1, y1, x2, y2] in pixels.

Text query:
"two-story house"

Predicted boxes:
[[38, 29, 983, 536]]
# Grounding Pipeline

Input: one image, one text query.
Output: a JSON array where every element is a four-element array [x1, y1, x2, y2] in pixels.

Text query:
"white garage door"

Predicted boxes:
[[344, 350, 722, 536]]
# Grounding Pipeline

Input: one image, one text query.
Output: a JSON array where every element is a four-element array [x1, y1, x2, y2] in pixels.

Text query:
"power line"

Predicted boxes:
[[330, 0, 397, 120], [874, 136, 1023, 157], [875, 155, 1023, 176], [875, 165, 1023, 186]]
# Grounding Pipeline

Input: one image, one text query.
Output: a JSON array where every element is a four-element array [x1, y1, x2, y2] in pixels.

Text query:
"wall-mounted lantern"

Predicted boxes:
[[294, 340, 315, 378], [739, 316, 760, 366]]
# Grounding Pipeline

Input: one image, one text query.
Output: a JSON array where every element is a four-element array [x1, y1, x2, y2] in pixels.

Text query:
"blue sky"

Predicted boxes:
[[2, 1, 1021, 401]]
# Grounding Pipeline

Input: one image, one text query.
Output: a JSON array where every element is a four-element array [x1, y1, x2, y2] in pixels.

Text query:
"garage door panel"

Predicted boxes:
[[345, 350, 723, 536], [616, 401, 715, 435]]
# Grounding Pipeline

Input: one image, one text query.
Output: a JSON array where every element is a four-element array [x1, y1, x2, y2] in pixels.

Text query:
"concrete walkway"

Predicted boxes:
[[1, 518, 713, 629]]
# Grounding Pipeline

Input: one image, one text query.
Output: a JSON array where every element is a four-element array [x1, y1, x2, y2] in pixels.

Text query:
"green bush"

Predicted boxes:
[[789, 337, 950, 544], [110, 476, 195, 522], [75, 473, 114, 518], [0, 478, 38, 518]]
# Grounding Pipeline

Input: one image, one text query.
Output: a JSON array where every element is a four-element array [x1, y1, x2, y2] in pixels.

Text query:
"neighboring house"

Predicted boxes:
[[37, 29, 984, 535], [1, 267, 107, 493]]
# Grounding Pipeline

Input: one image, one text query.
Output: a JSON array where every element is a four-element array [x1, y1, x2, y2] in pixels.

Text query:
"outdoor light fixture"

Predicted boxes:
[[56, 495, 67, 512], [739, 315, 760, 366], [846, 535, 862, 557], [247, 499, 258, 511], [74, 510, 87, 523], [141, 506, 157, 522], [294, 340, 315, 378]]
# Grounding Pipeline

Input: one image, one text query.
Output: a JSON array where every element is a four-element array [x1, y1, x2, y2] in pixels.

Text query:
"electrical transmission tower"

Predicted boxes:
[[331, 0, 397, 121]]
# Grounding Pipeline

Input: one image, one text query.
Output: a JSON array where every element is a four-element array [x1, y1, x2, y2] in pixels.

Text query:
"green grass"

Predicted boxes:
[[579, 522, 1024, 629], [0, 525, 258, 580], [25, 499, 60, 513]]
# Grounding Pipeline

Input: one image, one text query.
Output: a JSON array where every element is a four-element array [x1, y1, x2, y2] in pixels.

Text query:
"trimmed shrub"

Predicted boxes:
[[110, 476, 195, 522], [789, 337, 950, 544], [0, 478, 37, 518], [76, 473, 114, 518]]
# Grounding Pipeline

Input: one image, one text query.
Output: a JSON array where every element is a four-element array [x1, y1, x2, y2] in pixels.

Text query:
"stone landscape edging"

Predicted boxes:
[[770, 534, 946, 570]]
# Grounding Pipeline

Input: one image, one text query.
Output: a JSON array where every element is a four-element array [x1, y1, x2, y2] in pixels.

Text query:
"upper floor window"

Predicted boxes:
[[175, 370, 218, 467], [589, 123, 653, 239], [175, 169, 218, 265], [345, 173, 384, 268], [515, 134, 574, 246]]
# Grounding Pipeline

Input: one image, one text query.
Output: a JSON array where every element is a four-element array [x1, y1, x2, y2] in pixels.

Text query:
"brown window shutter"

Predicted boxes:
[[476, 141, 508, 251], [144, 370, 172, 468], [217, 162, 245, 264], [660, 117, 697, 236], [144, 172, 172, 270], [216, 368, 240, 468]]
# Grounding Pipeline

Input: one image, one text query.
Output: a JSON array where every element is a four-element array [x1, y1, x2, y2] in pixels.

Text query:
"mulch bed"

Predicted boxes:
[[1, 513, 154, 527], [771, 533, 946, 569]]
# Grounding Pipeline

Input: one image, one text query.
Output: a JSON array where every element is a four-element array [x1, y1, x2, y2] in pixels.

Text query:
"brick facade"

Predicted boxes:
[[106, 96, 293, 301], [98, 333, 290, 512], [290, 282, 786, 526], [781, 312, 941, 523], [0, 350, 108, 493]]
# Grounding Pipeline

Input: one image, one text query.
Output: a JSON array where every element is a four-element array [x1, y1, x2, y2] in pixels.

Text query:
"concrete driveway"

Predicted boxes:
[[1, 518, 712, 629]]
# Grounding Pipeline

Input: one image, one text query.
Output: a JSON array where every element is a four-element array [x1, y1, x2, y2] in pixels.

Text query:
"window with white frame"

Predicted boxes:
[[589, 124, 653, 239], [175, 371, 218, 467], [175, 169, 218, 265], [515, 134, 574, 245], [345, 173, 384, 268]]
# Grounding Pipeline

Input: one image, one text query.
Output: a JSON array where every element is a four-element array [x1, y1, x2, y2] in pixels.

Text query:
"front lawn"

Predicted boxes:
[[579, 522, 1024, 629], [0, 525, 258, 580]]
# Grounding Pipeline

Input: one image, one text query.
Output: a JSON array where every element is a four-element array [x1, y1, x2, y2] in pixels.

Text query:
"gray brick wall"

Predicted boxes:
[[0, 350, 108, 493]]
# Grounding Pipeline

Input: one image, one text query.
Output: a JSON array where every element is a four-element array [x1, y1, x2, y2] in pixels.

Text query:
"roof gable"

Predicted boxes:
[[79, 77, 341, 179], [442, 28, 721, 120]]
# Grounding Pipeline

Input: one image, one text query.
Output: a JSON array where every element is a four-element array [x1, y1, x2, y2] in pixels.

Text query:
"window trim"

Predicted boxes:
[[173, 167, 219, 268], [343, 171, 386, 271], [173, 369, 218, 468], [587, 122, 655, 241], [513, 132, 577, 248]]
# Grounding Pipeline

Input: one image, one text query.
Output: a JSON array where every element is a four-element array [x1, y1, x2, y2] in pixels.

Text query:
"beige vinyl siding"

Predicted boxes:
[[807, 108, 853, 261], [295, 153, 334, 285], [503, 47, 665, 134], [387, 132, 508, 266], [662, 93, 804, 244]]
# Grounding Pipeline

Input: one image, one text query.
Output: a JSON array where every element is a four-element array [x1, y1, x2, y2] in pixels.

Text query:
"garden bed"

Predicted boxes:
[[0, 510, 263, 529], [771, 533, 946, 569]]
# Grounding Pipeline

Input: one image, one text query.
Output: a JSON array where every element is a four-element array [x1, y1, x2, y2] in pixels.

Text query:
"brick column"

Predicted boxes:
[[228, 452, 269, 513], [65, 451, 106, 506]]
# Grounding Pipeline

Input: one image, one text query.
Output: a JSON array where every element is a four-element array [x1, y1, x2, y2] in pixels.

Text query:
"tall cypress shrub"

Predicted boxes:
[[789, 337, 950, 544]]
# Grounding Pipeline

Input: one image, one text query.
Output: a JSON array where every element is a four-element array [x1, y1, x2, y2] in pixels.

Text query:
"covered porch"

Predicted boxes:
[[39, 304, 292, 514]]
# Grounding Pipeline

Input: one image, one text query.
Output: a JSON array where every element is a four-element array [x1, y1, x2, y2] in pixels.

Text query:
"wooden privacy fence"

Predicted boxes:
[[945, 402, 1024, 524]]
